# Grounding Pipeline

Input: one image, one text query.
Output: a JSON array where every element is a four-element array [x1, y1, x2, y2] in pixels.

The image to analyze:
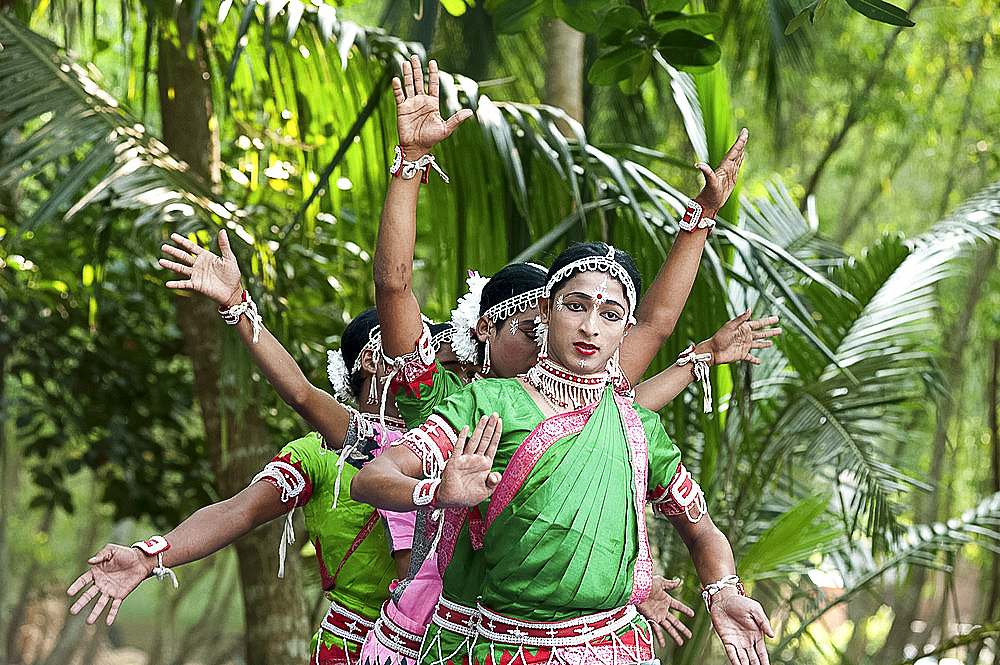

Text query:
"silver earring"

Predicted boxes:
[[482, 338, 491, 375], [509, 318, 519, 335], [555, 295, 564, 311]]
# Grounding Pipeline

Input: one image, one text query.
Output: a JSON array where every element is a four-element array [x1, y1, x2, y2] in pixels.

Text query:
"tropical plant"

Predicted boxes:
[[1, 3, 997, 664]]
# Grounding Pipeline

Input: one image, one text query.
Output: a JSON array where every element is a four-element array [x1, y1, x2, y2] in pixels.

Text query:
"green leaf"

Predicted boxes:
[[597, 6, 643, 45], [486, 0, 546, 33], [656, 30, 721, 68], [647, 0, 689, 12], [439, 0, 472, 16], [785, 8, 814, 35], [843, 0, 915, 27], [739, 496, 842, 579], [588, 45, 648, 86], [619, 50, 653, 95], [553, 0, 606, 33], [651, 12, 722, 37]]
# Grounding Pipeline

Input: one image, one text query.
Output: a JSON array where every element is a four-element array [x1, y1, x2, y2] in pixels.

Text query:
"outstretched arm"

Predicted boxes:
[[375, 56, 473, 359], [160, 230, 352, 447], [668, 512, 774, 665], [67, 482, 286, 626], [634, 309, 781, 411], [620, 129, 749, 385]]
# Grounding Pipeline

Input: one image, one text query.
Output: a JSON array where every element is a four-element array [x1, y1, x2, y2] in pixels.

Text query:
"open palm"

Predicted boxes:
[[394, 56, 472, 152], [435, 413, 503, 508], [709, 309, 782, 366], [160, 229, 244, 307], [711, 593, 774, 665], [67, 544, 149, 626]]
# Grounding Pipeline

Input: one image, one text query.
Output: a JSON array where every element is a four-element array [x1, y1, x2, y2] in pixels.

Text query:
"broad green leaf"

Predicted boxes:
[[553, 0, 605, 33], [619, 49, 653, 95], [843, 0, 915, 27], [588, 44, 648, 86], [656, 30, 721, 68], [651, 11, 722, 37], [597, 6, 643, 44]]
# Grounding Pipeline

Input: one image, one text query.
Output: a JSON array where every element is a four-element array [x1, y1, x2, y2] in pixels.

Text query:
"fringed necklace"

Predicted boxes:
[[526, 357, 609, 410]]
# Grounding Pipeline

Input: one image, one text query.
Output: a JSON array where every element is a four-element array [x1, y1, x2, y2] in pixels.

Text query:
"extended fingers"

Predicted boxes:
[[392, 76, 405, 105], [410, 56, 425, 96], [159, 257, 193, 277], [167, 232, 203, 255], [668, 595, 696, 617], [647, 620, 666, 648], [68, 584, 98, 617], [470, 413, 501, 454], [105, 598, 123, 626], [67, 570, 93, 596], [428, 59, 439, 98], [87, 592, 110, 625], [217, 229, 235, 261], [161, 240, 195, 265]]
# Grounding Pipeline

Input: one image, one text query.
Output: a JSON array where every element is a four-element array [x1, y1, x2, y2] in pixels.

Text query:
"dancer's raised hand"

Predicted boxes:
[[693, 128, 749, 215], [160, 229, 243, 307], [711, 593, 774, 665], [708, 309, 781, 366], [67, 543, 151, 626], [436, 413, 503, 508], [636, 576, 695, 647], [394, 55, 473, 154]]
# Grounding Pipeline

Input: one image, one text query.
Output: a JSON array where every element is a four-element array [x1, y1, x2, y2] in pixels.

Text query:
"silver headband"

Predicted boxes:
[[542, 245, 637, 321]]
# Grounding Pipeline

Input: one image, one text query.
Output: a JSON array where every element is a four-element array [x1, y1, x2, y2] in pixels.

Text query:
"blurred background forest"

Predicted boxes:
[[2, 0, 1000, 664]]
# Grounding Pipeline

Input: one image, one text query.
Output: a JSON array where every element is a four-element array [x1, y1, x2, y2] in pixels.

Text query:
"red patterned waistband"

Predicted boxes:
[[430, 596, 479, 638], [476, 604, 637, 647], [373, 601, 425, 660], [321, 599, 377, 646]]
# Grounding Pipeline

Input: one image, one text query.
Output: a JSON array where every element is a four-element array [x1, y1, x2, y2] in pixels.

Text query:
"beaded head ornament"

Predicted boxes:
[[542, 245, 638, 324], [449, 269, 546, 364]]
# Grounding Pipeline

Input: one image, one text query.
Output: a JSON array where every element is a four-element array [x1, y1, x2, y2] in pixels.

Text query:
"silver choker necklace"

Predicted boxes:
[[526, 357, 609, 410]]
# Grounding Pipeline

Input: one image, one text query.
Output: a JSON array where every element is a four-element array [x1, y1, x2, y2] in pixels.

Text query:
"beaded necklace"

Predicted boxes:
[[526, 357, 609, 410]]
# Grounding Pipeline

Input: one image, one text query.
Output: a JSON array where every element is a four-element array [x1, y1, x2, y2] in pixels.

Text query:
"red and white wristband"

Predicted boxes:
[[218, 289, 263, 344], [132, 536, 179, 588], [412, 478, 441, 507], [676, 344, 713, 413], [701, 574, 745, 612], [679, 199, 716, 234], [390, 146, 450, 184]]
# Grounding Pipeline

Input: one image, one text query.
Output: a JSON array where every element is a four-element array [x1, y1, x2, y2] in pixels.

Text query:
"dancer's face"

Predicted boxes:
[[542, 271, 631, 375], [476, 307, 541, 378]]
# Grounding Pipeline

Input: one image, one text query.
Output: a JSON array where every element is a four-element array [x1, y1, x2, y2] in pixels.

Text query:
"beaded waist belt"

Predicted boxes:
[[321, 599, 377, 646], [373, 601, 425, 660], [476, 603, 637, 648], [430, 596, 480, 638]]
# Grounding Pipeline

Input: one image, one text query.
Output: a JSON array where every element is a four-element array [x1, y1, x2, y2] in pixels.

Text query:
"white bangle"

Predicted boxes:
[[218, 289, 263, 344], [676, 344, 713, 413], [412, 478, 441, 507], [701, 574, 744, 612], [679, 199, 716, 234], [132, 536, 179, 588], [390, 146, 450, 183]]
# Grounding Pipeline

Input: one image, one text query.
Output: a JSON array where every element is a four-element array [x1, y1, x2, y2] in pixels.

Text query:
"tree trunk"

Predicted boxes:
[[542, 18, 585, 133], [156, 13, 310, 665]]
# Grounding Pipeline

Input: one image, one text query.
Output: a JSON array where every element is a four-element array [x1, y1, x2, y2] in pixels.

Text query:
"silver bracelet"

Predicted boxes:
[[412, 478, 441, 507], [218, 289, 263, 344], [676, 344, 713, 413], [701, 574, 744, 612]]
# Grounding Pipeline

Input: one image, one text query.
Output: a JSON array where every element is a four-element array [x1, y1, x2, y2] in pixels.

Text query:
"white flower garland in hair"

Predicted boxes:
[[449, 270, 490, 364], [326, 326, 382, 405], [327, 349, 353, 403]]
